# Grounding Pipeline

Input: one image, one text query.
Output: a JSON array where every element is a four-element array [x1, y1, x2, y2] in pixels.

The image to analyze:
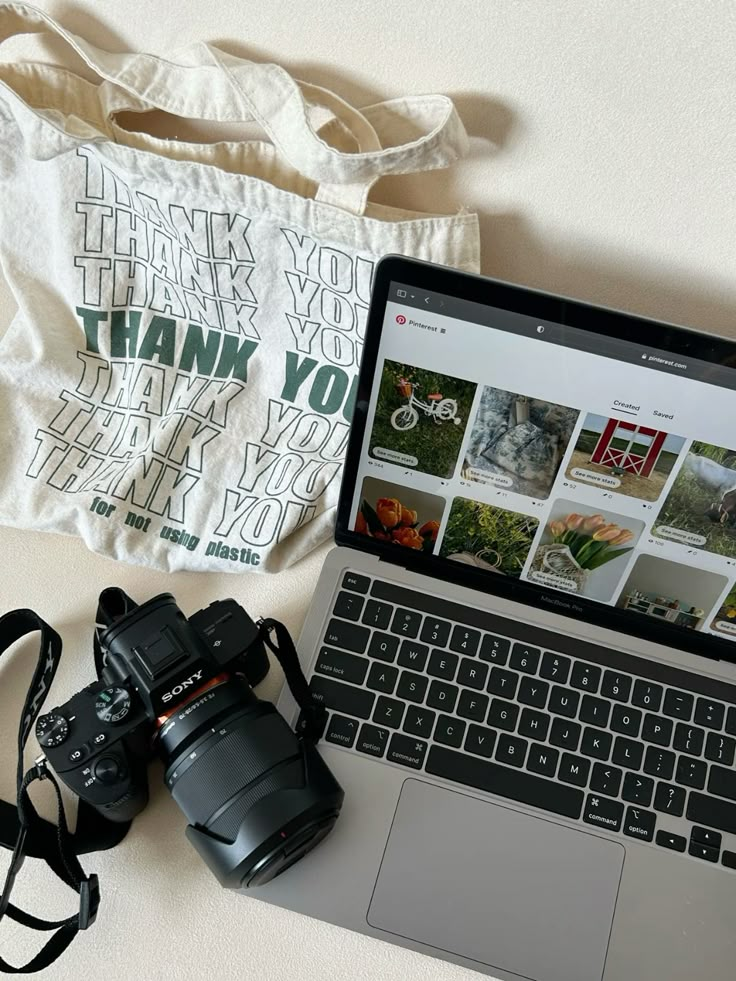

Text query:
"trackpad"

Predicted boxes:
[[367, 780, 624, 981]]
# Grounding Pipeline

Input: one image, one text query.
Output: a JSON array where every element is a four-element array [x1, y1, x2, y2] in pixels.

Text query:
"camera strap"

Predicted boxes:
[[257, 618, 327, 743], [0, 610, 129, 974]]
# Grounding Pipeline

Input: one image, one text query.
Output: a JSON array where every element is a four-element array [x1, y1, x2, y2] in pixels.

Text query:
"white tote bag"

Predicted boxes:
[[0, 3, 480, 572]]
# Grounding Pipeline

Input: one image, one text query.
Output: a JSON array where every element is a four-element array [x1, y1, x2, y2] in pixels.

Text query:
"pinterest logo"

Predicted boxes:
[[395, 314, 406, 325]]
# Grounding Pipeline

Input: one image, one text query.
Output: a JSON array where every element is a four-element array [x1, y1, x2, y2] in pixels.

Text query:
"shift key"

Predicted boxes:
[[324, 617, 369, 653], [310, 675, 375, 720]]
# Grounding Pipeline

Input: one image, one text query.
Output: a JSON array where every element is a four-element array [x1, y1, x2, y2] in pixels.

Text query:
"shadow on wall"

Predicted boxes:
[[20, 9, 736, 340]]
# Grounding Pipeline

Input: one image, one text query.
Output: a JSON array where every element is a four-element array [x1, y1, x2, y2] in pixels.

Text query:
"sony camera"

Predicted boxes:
[[34, 591, 343, 888]]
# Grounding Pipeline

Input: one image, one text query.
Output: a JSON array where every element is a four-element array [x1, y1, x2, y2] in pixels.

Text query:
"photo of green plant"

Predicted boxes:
[[369, 360, 477, 478], [654, 442, 736, 558], [711, 584, 736, 639], [439, 497, 539, 578]]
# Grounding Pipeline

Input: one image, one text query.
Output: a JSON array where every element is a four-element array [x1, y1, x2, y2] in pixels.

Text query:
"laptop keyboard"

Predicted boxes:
[[307, 572, 736, 873]]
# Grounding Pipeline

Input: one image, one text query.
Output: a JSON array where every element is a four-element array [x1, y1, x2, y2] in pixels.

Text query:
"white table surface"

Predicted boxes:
[[1, 2, 735, 978]]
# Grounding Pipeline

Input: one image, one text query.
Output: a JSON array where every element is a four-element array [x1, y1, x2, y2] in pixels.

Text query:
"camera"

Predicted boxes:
[[34, 591, 343, 888]]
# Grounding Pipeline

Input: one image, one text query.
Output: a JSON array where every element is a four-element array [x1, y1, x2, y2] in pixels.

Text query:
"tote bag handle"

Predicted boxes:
[[0, 3, 469, 214]]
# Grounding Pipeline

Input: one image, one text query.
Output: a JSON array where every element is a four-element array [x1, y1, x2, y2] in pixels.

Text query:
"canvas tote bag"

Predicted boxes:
[[0, 3, 480, 573]]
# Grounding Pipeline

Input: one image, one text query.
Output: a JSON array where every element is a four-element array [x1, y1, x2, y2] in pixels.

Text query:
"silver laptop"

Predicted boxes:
[[268, 255, 736, 981]]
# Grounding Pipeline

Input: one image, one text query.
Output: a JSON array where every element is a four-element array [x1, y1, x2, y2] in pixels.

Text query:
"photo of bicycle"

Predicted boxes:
[[369, 360, 476, 478]]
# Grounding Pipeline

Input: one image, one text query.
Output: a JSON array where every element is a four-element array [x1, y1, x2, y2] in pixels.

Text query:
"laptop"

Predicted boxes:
[[268, 255, 736, 981]]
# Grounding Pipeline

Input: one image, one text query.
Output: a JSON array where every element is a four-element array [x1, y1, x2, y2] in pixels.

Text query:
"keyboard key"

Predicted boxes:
[[517, 677, 549, 709], [601, 671, 632, 702], [386, 732, 427, 770], [548, 685, 580, 719], [643, 747, 675, 780], [622, 773, 654, 807], [420, 617, 451, 647], [362, 599, 394, 630], [675, 756, 707, 789], [396, 639, 428, 670], [704, 732, 736, 766], [333, 590, 365, 622], [642, 713, 673, 747], [372, 696, 404, 729], [487, 667, 519, 699], [570, 662, 601, 693], [368, 632, 399, 662], [428, 649, 459, 681], [391, 608, 422, 639], [722, 851, 736, 870], [663, 689, 693, 721], [584, 794, 624, 833], [612, 737, 644, 770], [425, 745, 584, 820], [457, 657, 489, 691], [624, 806, 656, 842], [342, 571, 370, 593], [396, 670, 428, 704], [464, 724, 496, 759], [427, 680, 458, 713], [673, 723, 705, 756], [687, 792, 736, 834], [366, 662, 398, 694], [692, 826, 722, 848], [540, 652, 571, 684], [323, 618, 369, 654], [527, 742, 559, 778], [610, 705, 642, 738], [656, 830, 687, 853], [479, 634, 510, 664], [579, 695, 611, 728], [653, 782, 686, 817], [315, 647, 369, 686], [456, 689, 489, 723], [310, 676, 375, 719], [518, 708, 550, 742], [550, 718, 581, 752], [688, 841, 720, 863], [450, 626, 481, 657], [356, 723, 389, 757], [403, 705, 436, 738], [487, 698, 519, 732], [434, 714, 466, 748], [325, 714, 359, 748], [509, 644, 540, 674], [387, 733, 428, 769], [632, 680, 663, 712], [708, 764, 736, 801], [590, 764, 622, 797], [580, 727, 612, 761], [495, 734, 528, 768], [727, 707, 736, 736], [694, 698, 726, 730], [558, 753, 590, 788]]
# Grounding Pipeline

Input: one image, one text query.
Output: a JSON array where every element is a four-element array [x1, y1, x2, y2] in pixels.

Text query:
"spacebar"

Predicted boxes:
[[426, 746, 584, 820]]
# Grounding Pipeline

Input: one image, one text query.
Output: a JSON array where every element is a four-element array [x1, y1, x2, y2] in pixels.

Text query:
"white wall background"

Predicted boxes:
[[1, 3, 735, 980]]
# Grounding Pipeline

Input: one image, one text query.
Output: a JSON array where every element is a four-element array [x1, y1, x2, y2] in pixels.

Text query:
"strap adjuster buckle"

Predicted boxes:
[[78, 874, 100, 930]]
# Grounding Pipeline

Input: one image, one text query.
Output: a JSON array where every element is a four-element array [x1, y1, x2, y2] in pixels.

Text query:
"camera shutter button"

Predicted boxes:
[[93, 756, 126, 785]]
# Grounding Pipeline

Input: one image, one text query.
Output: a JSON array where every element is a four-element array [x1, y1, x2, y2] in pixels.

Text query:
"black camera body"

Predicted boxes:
[[36, 593, 343, 888]]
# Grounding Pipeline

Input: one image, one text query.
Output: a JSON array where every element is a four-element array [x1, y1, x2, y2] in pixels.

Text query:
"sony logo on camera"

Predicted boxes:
[[160, 669, 205, 704]]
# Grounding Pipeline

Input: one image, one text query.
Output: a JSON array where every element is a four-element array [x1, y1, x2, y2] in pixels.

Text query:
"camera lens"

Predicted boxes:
[[158, 677, 342, 888]]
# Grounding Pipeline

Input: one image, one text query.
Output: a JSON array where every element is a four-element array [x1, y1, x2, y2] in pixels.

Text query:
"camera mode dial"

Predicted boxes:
[[95, 686, 132, 725], [36, 713, 69, 748]]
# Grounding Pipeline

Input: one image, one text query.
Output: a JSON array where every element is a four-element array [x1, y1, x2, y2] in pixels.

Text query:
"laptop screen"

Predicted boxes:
[[337, 258, 736, 664]]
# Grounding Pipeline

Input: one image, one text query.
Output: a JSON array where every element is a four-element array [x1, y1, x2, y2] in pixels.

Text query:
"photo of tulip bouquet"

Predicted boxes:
[[546, 512, 635, 569], [354, 477, 444, 554], [529, 501, 645, 600]]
